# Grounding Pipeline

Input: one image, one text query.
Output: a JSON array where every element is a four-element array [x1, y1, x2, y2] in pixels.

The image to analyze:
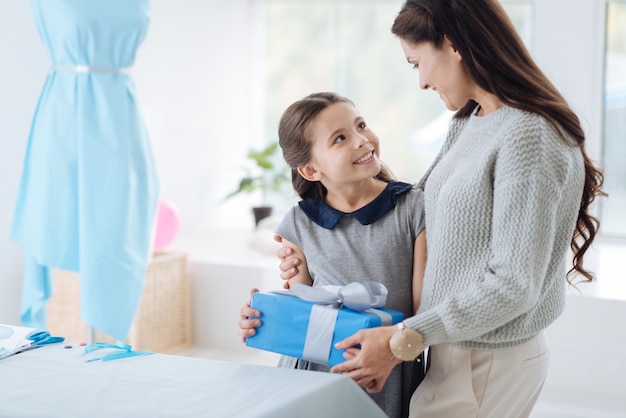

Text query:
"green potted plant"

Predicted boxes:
[[225, 142, 290, 226]]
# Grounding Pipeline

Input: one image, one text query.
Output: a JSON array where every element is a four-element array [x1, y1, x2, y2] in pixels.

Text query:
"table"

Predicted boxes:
[[0, 344, 386, 418]]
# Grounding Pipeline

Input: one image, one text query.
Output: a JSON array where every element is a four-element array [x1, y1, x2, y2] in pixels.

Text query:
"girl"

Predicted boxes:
[[239, 92, 426, 418]]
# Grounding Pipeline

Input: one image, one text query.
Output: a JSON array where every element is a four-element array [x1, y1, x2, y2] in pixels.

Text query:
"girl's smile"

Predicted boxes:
[[354, 149, 375, 165]]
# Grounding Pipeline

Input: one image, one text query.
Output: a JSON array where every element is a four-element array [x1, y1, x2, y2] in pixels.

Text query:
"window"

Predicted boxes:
[[249, 0, 533, 201], [203, 0, 622, 295], [602, 1, 626, 238]]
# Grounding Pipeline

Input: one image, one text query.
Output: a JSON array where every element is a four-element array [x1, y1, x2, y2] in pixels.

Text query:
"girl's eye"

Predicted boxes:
[[333, 135, 346, 144], [358, 121, 367, 130]]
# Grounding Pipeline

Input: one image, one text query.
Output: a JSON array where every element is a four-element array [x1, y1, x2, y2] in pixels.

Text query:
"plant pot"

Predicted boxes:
[[252, 206, 273, 227]]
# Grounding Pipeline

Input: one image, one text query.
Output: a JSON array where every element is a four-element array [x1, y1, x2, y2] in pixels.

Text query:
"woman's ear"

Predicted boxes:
[[297, 164, 322, 181], [443, 35, 461, 59]]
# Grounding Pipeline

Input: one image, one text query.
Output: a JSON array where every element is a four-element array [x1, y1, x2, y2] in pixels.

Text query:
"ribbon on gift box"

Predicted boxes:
[[288, 281, 393, 364]]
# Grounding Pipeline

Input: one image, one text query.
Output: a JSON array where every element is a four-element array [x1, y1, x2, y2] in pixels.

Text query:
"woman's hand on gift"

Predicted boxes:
[[238, 288, 261, 343], [330, 326, 401, 393]]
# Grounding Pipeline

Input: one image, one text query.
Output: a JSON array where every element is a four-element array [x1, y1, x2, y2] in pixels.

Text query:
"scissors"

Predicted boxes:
[[26, 331, 65, 348], [0, 330, 64, 358]]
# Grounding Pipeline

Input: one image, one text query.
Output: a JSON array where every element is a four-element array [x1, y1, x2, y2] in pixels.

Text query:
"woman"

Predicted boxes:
[[274, 0, 606, 416]]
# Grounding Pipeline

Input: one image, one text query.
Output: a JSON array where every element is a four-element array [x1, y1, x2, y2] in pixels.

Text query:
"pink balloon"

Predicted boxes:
[[154, 199, 180, 250]]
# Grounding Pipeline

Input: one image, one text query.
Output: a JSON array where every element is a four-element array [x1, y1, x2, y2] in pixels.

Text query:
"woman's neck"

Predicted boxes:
[[475, 91, 504, 116]]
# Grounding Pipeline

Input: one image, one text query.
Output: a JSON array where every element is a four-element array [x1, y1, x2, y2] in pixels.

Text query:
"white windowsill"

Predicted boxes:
[[170, 227, 278, 272], [169, 227, 626, 303]]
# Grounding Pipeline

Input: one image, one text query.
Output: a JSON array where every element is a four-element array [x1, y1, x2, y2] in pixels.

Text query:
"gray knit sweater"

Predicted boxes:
[[403, 105, 585, 349]]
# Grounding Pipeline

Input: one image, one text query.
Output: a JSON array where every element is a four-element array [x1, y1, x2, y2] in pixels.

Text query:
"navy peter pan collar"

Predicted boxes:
[[298, 180, 414, 229]]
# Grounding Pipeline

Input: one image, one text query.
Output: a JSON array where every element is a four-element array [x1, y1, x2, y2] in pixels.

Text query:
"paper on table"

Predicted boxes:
[[0, 324, 37, 360]]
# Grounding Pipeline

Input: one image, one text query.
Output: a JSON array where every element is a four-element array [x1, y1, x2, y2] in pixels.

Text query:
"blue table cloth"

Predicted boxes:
[[10, 0, 159, 341]]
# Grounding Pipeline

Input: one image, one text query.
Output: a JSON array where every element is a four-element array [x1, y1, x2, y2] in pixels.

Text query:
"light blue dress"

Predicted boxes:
[[10, 0, 159, 341]]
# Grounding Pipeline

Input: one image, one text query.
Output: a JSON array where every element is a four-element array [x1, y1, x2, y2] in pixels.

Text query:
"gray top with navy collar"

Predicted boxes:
[[275, 181, 425, 316], [274, 181, 425, 418]]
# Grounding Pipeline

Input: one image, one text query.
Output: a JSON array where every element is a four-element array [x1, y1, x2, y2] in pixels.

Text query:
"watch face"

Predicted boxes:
[[390, 327, 424, 361]]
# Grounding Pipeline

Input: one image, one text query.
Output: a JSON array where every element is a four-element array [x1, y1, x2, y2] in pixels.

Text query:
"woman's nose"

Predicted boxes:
[[418, 71, 429, 90]]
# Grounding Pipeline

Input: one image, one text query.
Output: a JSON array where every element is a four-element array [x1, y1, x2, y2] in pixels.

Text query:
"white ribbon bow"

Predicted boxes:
[[290, 281, 388, 311], [286, 281, 391, 365]]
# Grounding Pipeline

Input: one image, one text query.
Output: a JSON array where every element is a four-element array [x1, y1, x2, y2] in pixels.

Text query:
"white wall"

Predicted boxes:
[[132, 0, 257, 232], [0, 1, 47, 324], [532, 0, 605, 161]]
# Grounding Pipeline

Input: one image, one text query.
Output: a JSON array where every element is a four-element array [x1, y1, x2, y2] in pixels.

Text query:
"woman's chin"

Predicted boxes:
[[443, 101, 461, 112]]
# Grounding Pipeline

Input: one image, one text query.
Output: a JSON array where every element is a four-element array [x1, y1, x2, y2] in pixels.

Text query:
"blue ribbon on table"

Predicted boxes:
[[288, 282, 393, 365], [83, 341, 153, 362]]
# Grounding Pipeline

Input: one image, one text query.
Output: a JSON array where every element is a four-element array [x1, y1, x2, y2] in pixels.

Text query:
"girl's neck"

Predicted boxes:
[[324, 178, 388, 213]]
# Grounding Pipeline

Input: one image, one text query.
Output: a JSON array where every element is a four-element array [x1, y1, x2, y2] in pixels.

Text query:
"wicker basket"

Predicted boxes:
[[47, 251, 192, 353]]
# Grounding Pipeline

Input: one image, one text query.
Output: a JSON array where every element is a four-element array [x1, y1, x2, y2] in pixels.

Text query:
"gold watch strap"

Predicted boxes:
[[389, 322, 424, 361]]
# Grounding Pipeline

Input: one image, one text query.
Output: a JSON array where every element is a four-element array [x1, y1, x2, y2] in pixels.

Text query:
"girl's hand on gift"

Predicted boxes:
[[238, 288, 261, 343], [330, 326, 400, 393]]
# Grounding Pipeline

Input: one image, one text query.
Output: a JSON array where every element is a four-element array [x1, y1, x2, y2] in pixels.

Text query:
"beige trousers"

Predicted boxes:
[[409, 333, 549, 418]]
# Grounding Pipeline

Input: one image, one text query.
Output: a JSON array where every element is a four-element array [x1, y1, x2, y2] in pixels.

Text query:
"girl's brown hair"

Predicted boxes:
[[391, 0, 606, 283], [278, 92, 394, 201]]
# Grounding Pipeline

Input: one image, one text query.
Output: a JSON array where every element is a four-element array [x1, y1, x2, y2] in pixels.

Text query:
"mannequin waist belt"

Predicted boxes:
[[51, 65, 130, 74]]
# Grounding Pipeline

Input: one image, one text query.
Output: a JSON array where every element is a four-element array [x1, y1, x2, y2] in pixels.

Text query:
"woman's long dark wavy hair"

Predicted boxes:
[[278, 92, 394, 201], [391, 0, 606, 283]]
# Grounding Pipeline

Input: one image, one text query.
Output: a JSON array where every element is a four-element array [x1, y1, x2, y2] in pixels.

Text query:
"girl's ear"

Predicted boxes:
[[297, 164, 322, 181]]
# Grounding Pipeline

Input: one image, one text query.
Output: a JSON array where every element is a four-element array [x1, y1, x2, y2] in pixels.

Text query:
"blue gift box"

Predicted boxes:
[[245, 290, 403, 366]]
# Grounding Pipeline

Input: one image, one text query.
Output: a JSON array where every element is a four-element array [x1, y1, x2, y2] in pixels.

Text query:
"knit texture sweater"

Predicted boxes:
[[403, 105, 585, 349]]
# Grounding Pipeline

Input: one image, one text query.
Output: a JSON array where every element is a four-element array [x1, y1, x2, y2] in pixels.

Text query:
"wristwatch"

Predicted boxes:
[[389, 321, 424, 361]]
